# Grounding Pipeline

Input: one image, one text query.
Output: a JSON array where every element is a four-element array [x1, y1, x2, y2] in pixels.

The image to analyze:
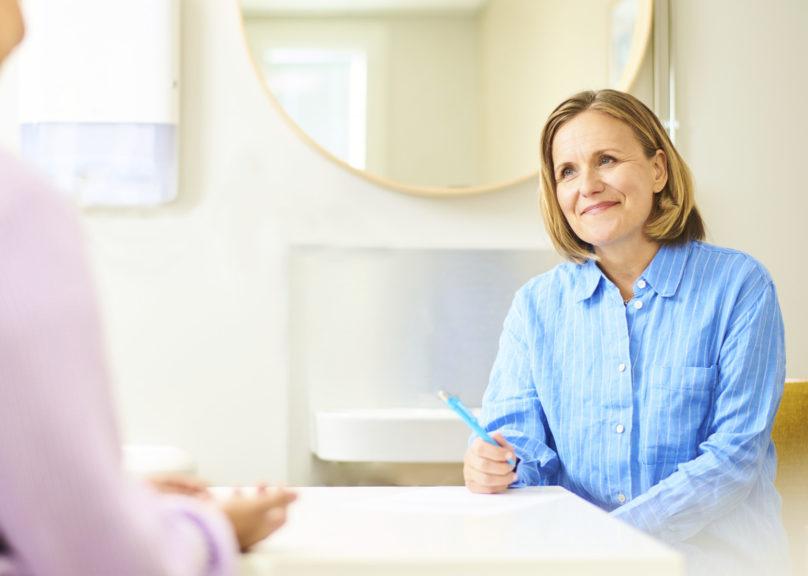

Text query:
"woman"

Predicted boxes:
[[0, 2, 294, 574], [464, 90, 788, 574]]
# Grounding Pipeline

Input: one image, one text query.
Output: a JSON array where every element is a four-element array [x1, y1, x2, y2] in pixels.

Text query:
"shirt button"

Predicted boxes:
[[617, 493, 627, 504], [637, 279, 647, 289], [615, 424, 625, 434], [618, 363, 626, 372], [633, 300, 643, 310]]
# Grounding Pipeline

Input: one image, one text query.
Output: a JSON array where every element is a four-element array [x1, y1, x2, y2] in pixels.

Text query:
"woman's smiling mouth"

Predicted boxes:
[[581, 201, 619, 215]]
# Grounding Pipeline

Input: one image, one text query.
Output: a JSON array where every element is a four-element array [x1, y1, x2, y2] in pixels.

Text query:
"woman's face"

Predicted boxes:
[[552, 110, 667, 252], [0, 0, 24, 66]]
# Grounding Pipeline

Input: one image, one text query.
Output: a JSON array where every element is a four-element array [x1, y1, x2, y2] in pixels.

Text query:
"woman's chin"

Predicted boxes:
[[577, 231, 618, 249]]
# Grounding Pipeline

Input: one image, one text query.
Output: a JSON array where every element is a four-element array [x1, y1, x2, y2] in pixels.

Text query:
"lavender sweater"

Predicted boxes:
[[0, 151, 237, 575]]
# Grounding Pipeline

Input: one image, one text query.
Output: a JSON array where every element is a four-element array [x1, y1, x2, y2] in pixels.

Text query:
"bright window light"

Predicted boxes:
[[264, 48, 367, 168]]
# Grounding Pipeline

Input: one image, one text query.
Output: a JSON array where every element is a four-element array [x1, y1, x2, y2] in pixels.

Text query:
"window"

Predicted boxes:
[[264, 48, 367, 168]]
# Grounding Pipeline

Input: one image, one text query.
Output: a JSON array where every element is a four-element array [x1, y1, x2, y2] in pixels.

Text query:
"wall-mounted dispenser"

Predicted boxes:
[[18, 0, 180, 206]]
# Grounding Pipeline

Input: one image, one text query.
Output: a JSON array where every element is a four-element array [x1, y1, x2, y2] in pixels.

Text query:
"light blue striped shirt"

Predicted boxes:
[[481, 241, 788, 574]]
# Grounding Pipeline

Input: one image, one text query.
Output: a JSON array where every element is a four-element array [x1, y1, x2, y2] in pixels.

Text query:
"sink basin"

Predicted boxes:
[[312, 408, 479, 463]]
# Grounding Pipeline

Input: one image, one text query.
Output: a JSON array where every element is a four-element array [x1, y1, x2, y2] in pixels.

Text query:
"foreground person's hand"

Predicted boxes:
[[219, 485, 298, 551]]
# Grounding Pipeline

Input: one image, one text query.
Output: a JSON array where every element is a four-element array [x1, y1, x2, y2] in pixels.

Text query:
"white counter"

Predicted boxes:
[[239, 486, 683, 576]]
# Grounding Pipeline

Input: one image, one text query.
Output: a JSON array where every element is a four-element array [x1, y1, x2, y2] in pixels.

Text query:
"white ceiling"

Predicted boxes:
[[241, 0, 488, 15]]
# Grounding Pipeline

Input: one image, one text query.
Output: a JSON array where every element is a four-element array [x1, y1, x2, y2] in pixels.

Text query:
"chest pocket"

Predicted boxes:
[[639, 366, 717, 464]]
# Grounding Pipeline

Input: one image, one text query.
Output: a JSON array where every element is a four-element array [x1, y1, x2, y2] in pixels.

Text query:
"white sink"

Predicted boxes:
[[312, 408, 479, 463]]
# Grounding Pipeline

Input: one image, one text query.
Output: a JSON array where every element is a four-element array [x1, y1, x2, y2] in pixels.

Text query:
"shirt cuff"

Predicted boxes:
[[162, 495, 239, 576]]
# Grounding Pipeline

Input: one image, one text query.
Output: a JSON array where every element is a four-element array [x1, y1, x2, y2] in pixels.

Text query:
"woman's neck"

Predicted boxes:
[[595, 238, 660, 302]]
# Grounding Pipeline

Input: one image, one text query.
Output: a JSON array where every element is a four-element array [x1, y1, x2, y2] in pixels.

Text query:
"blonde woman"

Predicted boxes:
[[464, 90, 787, 575]]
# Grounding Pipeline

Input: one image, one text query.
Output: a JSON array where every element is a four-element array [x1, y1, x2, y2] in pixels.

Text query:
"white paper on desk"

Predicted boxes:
[[353, 487, 562, 517]]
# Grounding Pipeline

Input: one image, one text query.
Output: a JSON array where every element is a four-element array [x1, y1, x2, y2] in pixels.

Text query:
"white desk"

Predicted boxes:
[[239, 486, 683, 576]]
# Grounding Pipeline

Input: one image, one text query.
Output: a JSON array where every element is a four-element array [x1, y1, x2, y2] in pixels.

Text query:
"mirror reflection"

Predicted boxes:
[[240, 0, 651, 191]]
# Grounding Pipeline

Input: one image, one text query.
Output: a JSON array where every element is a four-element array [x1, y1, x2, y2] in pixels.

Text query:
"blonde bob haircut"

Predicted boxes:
[[539, 89, 705, 263]]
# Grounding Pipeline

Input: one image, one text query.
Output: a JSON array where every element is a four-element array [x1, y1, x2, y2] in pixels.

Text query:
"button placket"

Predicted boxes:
[[611, 290, 634, 503]]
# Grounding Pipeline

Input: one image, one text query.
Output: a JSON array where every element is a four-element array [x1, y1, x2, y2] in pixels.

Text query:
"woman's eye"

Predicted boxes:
[[559, 166, 574, 179], [599, 155, 616, 166]]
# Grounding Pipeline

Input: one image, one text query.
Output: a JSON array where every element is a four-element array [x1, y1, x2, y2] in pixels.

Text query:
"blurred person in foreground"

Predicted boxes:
[[0, 2, 295, 574]]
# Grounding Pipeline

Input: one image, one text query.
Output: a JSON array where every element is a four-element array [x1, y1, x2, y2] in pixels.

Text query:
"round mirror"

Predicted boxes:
[[239, 0, 653, 196]]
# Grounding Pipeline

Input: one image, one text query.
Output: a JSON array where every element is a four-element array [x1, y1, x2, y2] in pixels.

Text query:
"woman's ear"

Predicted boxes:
[[652, 149, 668, 193]]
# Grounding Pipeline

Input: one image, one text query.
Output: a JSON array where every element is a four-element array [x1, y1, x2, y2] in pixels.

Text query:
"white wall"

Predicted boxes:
[[672, 0, 808, 378], [1, 0, 804, 485]]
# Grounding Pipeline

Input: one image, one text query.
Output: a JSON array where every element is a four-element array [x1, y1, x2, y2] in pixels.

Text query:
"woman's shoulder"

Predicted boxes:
[[513, 260, 581, 310], [688, 241, 775, 286]]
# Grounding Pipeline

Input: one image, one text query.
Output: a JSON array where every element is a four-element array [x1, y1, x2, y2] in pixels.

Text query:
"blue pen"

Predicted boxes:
[[438, 390, 516, 467]]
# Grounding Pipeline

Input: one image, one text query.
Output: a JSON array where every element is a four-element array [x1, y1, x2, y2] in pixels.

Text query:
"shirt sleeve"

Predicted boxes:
[[479, 288, 559, 487], [0, 164, 238, 576], [612, 274, 785, 543]]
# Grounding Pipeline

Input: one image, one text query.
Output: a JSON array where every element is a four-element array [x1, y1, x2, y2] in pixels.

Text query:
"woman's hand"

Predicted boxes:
[[463, 432, 518, 494], [219, 485, 297, 551]]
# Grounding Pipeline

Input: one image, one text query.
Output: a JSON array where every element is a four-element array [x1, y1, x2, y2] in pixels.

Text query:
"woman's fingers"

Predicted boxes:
[[473, 435, 515, 463], [463, 432, 519, 493], [264, 506, 288, 536], [464, 461, 515, 492], [260, 487, 297, 507], [219, 486, 298, 550], [490, 431, 515, 452], [470, 437, 515, 470], [464, 461, 517, 487], [464, 479, 511, 494], [254, 489, 296, 539], [470, 453, 515, 475], [467, 445, 514, 474]]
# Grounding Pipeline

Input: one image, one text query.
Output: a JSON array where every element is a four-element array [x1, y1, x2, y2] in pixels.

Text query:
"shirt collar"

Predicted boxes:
[[573, 241, 693, 302], [641, 241, 692, 298], [574, 257, 605, 302]]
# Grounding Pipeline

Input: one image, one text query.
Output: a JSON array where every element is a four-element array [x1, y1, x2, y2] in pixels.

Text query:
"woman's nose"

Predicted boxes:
[[579, 168, 604, 197]]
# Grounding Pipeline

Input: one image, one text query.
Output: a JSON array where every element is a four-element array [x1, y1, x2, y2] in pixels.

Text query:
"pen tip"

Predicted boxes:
[[437, 390, 449, 402]]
